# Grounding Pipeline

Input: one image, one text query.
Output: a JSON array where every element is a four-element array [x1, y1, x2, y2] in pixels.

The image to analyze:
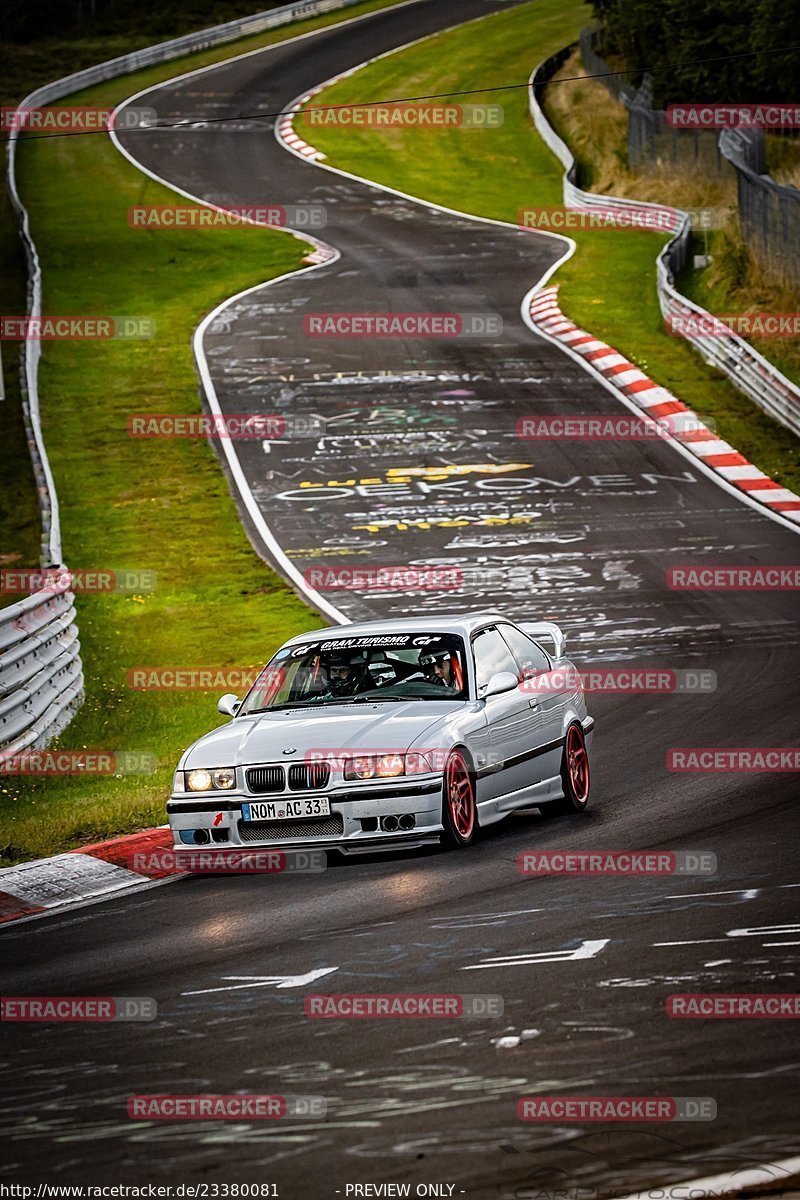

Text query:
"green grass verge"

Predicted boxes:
[[297, 0, 800, 493], [0, 0, 412, 865], [676, 237, 800, 391]]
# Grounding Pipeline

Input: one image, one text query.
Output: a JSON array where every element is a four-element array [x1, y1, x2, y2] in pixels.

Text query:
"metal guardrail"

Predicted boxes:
[[0, 588, 83, 755], [529, 52, 800, 440], [2, 0, 370, 754]]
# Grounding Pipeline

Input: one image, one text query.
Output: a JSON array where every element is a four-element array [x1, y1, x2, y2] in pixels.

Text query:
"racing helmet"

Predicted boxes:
[[326, 650, 361, 694], [419, 645, 452, 681]]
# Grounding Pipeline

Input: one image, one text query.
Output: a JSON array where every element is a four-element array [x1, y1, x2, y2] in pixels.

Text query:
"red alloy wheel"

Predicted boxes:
[[565, 723, 590, 804], [444, 750, 476, 845]]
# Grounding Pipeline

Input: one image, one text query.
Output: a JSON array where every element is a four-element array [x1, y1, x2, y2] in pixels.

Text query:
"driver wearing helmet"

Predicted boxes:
[[420, 646, 456, 690], [323, 651, 362, 697]]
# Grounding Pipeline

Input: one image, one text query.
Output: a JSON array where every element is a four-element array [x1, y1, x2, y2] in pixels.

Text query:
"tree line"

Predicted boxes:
[[591, 0, 800, 108]]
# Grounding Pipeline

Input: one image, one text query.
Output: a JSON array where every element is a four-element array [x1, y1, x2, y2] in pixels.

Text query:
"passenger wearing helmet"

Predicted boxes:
[[420, 647, 456, 690]]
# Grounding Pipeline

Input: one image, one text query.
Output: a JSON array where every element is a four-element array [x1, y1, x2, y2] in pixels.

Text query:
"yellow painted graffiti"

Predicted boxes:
[[385, 463, 531, 479], [295, 464, 531, 489], [353, 515, 535, 532]]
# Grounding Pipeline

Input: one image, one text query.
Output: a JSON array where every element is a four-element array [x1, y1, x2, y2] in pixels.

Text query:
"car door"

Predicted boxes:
[[471, 626, 534, 802], [497, 622, 565, 782]]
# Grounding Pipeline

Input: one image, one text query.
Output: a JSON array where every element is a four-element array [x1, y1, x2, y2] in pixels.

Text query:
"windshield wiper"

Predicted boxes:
[[244, 702, 327, 714]]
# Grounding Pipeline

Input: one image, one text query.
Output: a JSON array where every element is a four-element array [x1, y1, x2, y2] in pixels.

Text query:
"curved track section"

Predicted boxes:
[[2, 3, 799, 1196], [111, 3, 798, 655]]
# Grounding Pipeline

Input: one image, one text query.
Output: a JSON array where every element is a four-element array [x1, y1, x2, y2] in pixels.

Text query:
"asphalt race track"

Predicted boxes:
[[2, 1, 799, 1195]]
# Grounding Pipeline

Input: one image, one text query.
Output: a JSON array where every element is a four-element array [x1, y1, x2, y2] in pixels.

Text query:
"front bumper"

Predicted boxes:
[[167, 776, 444, 856]]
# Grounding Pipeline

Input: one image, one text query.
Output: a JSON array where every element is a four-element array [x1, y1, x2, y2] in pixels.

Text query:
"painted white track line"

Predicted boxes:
[[10, 2, 797, 927], [6, 2, 545, 930], [523, 287, 800, 529], [107, 3, 584, 621], [274, 27, 800, 536], [110, 0, 434, 626]]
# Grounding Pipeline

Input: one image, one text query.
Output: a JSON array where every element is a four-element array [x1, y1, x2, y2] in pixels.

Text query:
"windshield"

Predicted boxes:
[[238, 633, 469, 714]]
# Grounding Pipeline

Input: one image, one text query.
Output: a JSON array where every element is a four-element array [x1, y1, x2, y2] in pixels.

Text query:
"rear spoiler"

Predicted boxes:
[[519, 621, 566, 661]]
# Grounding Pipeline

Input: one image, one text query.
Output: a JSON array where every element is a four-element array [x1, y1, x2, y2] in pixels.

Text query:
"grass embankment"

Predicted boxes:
[[0, 0, 410, 864], [766, 134, 800, 190], [296, 1, 800, 493], [545, 51, 800, 390]]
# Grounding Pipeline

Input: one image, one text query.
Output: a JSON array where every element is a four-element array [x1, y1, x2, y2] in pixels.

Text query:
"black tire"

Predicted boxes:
[[442, 749, 477, 847], [543, 722, 591, 815]]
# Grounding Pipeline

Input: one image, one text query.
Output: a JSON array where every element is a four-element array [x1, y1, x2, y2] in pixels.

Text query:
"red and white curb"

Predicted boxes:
[[0, 827, 179, 926], [276, 66, 360, 167], [529, 286, 800, 525], [276, 106, 324, 160], [276, 47, 800, 535]]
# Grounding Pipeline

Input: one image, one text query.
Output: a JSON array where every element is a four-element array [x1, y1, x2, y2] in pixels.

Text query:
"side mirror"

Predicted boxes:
[[218, 693, 241, 717], [483, 671, 518, 699]]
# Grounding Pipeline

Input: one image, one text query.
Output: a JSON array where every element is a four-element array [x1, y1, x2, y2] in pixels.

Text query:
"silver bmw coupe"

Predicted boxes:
[[168, 613, 594, 855]]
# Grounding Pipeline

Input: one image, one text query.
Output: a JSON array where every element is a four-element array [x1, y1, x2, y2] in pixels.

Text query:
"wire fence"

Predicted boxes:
[[720, 129, 800, 293], [529, 51, 800, 440], [579, 27, 800, 291]]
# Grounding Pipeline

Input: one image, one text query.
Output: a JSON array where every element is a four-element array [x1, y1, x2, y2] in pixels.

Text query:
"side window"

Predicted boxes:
[[497, 624, 551, 678], [472, 627, 519, 693]]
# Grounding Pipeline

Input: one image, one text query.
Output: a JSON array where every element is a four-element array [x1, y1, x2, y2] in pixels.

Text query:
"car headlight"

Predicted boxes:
[[186, 767, 236, 791], [376, 753, 404, 778], [346, 755, 376, 781], [344, 754, 406, 781]]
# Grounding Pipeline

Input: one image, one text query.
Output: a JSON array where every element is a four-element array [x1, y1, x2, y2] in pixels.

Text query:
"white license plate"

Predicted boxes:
[[242, 798, 331, 822]]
